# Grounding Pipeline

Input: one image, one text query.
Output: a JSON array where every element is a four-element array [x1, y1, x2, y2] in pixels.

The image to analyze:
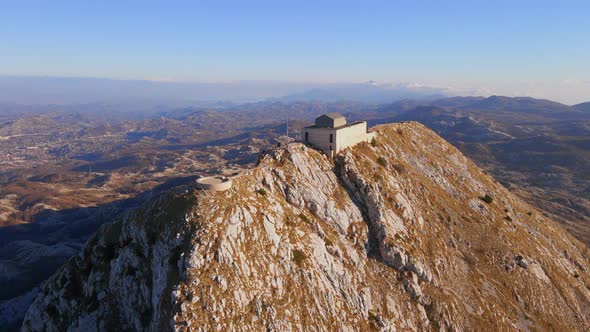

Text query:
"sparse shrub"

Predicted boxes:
[[370, 137, 377, 147], [86, 295, 100, 312], [169, 246, 183, 265], [392, 163, 406, 173], [285, 217, 294, 226], [134, 246, 145, 258], [99, 244, 117, 260], [292, 249, 307, 266], [368, 311, 378, 321], [62, 270, 84, 300], [140, 308, 153, 326], [46, 304, 59, 320], [323, 236, 334, 247], [298, 213, 310, 223], [479, 194, 493, 204], [463, 253, 477, 266], [257, 188, 267, 196], [126, 265, 137, 276], [396, 128, 404, 135], [505, 215, 513, 222], [376, 157, 388, 167], [527, 211, 533, 216], [368, 311, 380, 331]]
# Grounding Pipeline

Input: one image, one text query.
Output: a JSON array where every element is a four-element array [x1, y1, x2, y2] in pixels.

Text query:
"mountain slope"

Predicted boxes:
[[22, 122, 590, 331], [573, 101, 590, 112], [391, 100, 590, 245]]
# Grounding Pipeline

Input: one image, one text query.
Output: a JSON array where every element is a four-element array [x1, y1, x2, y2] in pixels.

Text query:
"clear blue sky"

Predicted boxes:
[[0, 0, 589, 101]]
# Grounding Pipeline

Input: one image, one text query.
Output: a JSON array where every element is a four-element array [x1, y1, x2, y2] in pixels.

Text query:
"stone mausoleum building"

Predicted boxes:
[[302, 113, 376, 157]]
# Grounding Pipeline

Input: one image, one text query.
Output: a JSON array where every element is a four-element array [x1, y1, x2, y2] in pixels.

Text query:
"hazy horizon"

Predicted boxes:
[[0, 74, 588, 106]]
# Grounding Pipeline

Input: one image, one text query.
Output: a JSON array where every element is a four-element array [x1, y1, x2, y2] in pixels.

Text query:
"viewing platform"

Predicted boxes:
[[195, 176, 233, 191]]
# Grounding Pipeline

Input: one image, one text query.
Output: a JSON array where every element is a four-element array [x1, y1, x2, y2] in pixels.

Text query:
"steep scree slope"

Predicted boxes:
[[22, 122, 590, 331]]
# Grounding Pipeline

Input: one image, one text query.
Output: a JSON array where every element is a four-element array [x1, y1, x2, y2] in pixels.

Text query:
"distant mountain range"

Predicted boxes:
[[3, 75, 589, 107], [0, 76, 452, 105], [277, 82, 448, 103], [573, 101, 590, 112], [0, 76, 298, 104]]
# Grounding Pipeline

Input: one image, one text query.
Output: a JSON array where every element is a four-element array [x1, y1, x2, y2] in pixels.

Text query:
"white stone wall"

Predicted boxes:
[[196, 176, 233, 191], [332, 117, 347, 128], [302, 121, 376, 157], [334, 122, 373, 153], [302, 127, 337, 156]]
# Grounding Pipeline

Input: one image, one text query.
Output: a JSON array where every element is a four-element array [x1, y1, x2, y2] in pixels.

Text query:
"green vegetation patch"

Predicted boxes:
[[479, 194, 493, 204], [392, 163, 406, 173], [368, 311, 380, 331], [323, 236, 334, 247], [370, 137, 378, 147], [298, 213, 310, 223], [292, 249, 307, 267]]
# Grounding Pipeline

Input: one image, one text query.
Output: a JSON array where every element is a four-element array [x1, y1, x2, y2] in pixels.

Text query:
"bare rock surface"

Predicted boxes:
[[22, 122, 590, 331]]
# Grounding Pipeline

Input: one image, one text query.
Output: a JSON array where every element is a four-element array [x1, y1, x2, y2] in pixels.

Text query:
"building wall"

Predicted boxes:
[[302, 121, 376, 157], [332, 117, 347, 128], [302, 127, 337, 156], [334, 122, 374, 153], [315, 115, 346, 128]]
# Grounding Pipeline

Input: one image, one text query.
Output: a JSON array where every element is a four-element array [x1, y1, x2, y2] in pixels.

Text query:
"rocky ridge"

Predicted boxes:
[[22, 122, 590, 331]]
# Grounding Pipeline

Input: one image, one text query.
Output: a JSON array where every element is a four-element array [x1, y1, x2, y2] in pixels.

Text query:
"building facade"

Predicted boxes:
[[301, 113, 376, 157]]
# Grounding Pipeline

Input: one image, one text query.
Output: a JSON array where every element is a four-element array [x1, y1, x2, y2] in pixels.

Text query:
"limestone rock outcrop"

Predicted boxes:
[[22, 122, 590, 331]]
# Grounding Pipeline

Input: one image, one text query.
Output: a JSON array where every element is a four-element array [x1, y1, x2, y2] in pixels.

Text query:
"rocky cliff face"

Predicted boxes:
[[22, 122, 590, 331]]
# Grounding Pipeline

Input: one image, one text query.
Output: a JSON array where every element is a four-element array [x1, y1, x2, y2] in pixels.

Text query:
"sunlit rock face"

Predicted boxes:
[[22, 122, 590, 331]]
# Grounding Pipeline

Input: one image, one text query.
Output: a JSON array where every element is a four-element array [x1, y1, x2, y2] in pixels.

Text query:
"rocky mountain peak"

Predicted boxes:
[[22, 122, 590, 331]]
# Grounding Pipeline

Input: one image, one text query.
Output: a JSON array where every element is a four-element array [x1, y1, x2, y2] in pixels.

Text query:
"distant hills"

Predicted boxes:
[[2, 75, 588, 107], [574, 101, 590, 112], [0, 76, 309, 105], [0, 76, 450, 105], [278, 82, 448, 103]]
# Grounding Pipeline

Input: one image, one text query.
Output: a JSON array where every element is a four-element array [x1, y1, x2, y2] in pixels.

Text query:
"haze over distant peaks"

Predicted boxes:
[[0, 76, 454, 105]]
